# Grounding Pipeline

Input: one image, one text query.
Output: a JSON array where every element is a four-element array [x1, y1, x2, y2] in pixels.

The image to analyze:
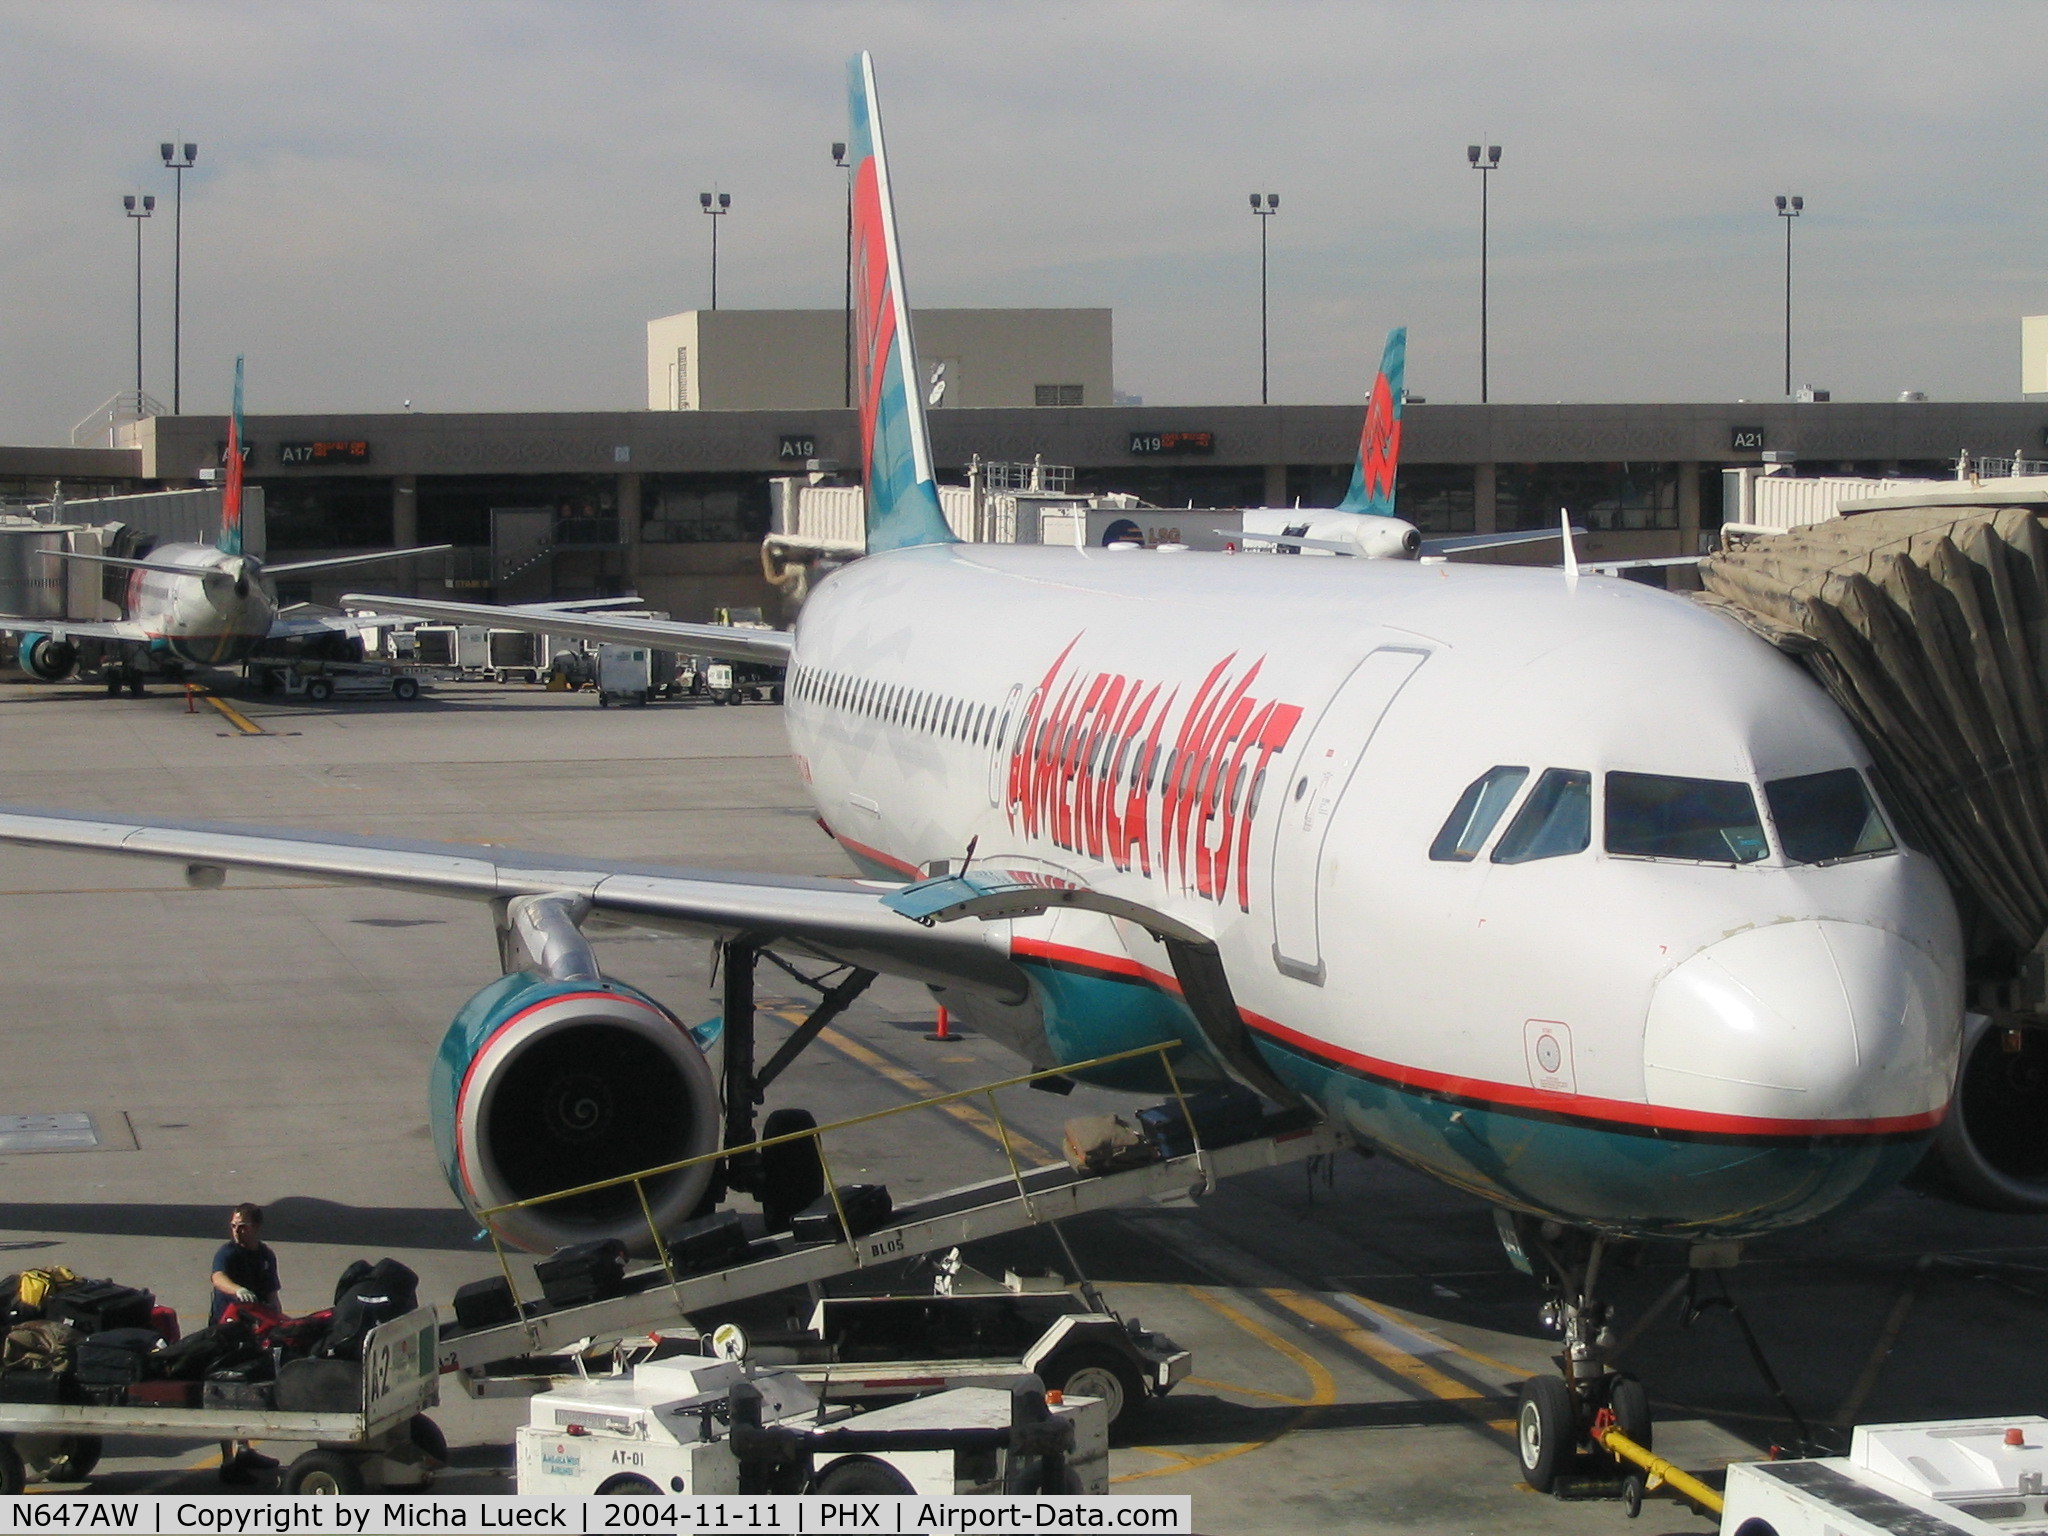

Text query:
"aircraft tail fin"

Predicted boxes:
[[1334, 326, 1405, 516], [848, 52, 955, 553], [218, 356, 245, 555]]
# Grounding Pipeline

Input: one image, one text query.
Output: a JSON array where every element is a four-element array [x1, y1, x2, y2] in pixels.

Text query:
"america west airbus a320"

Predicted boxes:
[[0, 55, 2006, 1485]]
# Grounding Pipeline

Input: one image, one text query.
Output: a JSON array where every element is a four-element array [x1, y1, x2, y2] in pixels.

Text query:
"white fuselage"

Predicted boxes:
[[1239, 507, 1422, 558], [780, 542, 1962, 1238], [120, 544, 276, 668]]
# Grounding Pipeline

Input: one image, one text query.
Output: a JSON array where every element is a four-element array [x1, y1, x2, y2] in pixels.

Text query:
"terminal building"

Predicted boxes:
[[9, 307, 2048, 621]]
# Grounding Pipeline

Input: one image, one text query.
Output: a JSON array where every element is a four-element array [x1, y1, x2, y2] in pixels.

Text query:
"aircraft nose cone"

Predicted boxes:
[[1643, 921, 1954, 1124]]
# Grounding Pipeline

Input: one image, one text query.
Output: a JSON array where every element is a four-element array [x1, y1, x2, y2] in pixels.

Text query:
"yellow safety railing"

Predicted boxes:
[[473, 1039, 1205, 1318]]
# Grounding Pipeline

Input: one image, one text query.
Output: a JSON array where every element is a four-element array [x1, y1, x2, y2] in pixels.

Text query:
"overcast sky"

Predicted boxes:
[[4, 2, 2045, 443]]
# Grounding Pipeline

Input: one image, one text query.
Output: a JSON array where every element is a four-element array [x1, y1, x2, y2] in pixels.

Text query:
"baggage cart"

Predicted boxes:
[[487, 628, 543, 683], [596, 643, 652, 707], [0, 1305, 443, 1495], [247, 658, 438, 703]]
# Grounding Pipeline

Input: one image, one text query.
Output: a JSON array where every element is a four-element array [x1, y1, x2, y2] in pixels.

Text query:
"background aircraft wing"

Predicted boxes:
[[0, 614, 147, 642], [0, 806, 1020, 999], [262, 545, 453, 577], [339, 591, 793, 666], [266, 608, 407, 639], [1422, 528, 1583, 557]]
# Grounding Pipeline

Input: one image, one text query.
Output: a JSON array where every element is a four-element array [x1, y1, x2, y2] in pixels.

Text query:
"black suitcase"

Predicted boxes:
[[452, 1276, 519, 1330], [789, 1185, 892, 1243], [154, 1320, 261, 1381], [1135, 1084, 1268, 1159], [275, 1356, 361, 1413], [534, 1240, 627, 1306], [324, 1258, 420, 1361], [0, 1368, 72, 1403], [669, 1209, 748, 1275], [48, 1280, 154, 1335], [203, 1378, 276, 1410], [74, 1327, 160, 1386]]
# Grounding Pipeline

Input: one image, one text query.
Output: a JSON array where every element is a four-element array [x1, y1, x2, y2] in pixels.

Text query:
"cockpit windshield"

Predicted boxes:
[[1605, 772, 1768, 864], [1430, 766, 1529, 862], [1492, 769, 1592, 864], [1765, 768, 1896, 864]]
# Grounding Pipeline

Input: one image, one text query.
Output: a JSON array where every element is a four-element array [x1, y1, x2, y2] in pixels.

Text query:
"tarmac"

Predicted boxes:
[[2, 675, 2046, 1532]]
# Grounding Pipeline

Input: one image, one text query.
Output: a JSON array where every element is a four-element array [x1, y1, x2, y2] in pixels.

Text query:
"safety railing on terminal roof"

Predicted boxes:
[[471, 1039, 1202, 1314]]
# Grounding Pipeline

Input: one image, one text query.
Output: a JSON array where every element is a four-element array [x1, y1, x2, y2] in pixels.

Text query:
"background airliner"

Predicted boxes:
[[0, 52, 1995, 1485], [0, 361, 446, 692]]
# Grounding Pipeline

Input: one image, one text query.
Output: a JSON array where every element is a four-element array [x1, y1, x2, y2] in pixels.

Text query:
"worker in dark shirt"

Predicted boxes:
[[209, 1203, 282, 1483]]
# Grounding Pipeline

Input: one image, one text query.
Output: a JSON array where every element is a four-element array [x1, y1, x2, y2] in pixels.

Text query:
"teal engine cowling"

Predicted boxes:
[[430, 971, 722, 1255], [17, 633, 77, 681]]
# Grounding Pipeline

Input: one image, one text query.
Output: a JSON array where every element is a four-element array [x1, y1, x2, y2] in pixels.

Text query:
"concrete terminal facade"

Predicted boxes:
[[5, 397, 2045, 621]]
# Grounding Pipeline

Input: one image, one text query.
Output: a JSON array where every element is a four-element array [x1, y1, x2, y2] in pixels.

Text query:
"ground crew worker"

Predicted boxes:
[[209, 1202, 282, 1483]]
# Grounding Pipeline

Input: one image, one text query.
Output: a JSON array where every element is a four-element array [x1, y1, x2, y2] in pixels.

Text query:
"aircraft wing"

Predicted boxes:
[[1422, 528, 1581, 557], [1581, 555, 1705, 573], [339, 592, 793, 666], [0, 614, 147, 642], [0, 806, 1021, 999], [266, 608, 405, 639]]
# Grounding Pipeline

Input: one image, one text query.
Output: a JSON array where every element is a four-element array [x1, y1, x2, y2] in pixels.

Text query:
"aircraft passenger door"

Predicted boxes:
[[1269, 647, 1428, 984]]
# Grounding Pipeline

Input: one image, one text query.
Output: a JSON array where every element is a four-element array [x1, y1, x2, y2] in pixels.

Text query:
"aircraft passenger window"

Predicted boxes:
[[1766, 768, 1896, 864], [1429, 766, 1530, 862], [1605, 772, 1769, 864], [1492, 769, 1592, 864]]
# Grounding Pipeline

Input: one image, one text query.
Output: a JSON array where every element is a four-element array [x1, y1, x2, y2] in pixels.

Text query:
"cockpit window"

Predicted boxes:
[[1492, 769, 1592, 864], [1606, 772, 1768, 864], [1430, 766, 1529, 862], [1766, 768, 1896, 864]]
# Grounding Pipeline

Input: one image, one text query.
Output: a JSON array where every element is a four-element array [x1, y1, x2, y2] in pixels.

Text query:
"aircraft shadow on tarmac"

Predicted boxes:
[[0, 1196, 478, 1249]]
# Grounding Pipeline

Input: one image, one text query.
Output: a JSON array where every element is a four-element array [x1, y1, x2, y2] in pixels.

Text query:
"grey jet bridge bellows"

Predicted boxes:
[[1697, 489, 2048, 1213]]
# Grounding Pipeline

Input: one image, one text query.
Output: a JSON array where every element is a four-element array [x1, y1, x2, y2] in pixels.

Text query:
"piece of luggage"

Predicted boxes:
[[452, 1276, 519, 1330], [47, 1279, 154, 1336], [275, 1356, 361, 1413], [324, 1259, 418, 1362], [2, 1318, 80, 1372], [148, 1305, 180, 1344], [1134, 1084, 1269, 1159], [152, 1320, 262, 1382], [10, 1266, 80, 1317], [0, 1367, 75, 1403], [789, 1184, 893, 1243], [203, 1378, 276, 1411], [125, 1378, 202, 1407], [1062, 1113, 1162, 1176], [73, 1327, 160, 1386], [265, 1309, 333, 1361], [534, 1240, 627, 1307], [670, 1209, 749, 1275]]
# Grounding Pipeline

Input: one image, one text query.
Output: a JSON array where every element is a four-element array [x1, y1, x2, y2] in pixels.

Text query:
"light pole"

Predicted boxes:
[[699, 190, 730, 310], [1467, 143, 1501, 403], [122, 193, 155, 403], [159, 141, 197, 413], [1775, 194, 1803, 397], [833, 142, 851, 408], [1249, 192, 1278, 404]]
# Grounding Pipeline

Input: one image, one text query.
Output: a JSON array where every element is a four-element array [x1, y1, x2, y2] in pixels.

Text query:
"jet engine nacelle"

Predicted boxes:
[[17, 633, 77, 681], [1923, 1011, 2048, 1213], [429, 971, 722, 1255]]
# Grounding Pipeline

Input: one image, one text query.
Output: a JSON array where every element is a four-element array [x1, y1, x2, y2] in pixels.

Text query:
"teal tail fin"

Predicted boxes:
[[1334, 326, 1404, 516], [218, 355, 245, 555], [847, 53, 956, 553]]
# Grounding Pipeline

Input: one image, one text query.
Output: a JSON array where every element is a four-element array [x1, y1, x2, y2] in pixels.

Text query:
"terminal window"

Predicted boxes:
[[1034, 384, 1085, 407], [1286, 463, 1476, 533], [1496, 462, 1679, 532]]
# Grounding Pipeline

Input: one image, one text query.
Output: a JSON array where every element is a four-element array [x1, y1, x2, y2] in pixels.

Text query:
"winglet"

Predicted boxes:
[[218, 355, 245, 555], [1335, 326, 1405, 516], [847, 53, 956, 553], [1560, 509, 1580, 591]]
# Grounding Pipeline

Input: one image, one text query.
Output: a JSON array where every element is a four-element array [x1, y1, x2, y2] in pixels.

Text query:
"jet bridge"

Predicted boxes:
[[437, 1039, 1346, 1386]]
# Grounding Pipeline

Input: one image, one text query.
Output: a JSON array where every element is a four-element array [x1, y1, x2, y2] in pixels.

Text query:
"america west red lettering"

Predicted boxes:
[[1005, 638, 1300, 910]]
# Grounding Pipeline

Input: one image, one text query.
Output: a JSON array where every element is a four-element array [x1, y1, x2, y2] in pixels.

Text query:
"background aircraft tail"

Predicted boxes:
[[218, 356, 246, 555], [847, 52, 956, 553], [1334, 327, 1405, 517]]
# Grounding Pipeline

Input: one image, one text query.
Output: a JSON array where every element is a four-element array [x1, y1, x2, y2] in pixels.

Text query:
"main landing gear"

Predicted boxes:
[[1500, 1217, 1653, 1496]]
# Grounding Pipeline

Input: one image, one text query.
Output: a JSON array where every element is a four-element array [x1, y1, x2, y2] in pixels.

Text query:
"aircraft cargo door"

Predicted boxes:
[[1269, 647, 1427, 983]]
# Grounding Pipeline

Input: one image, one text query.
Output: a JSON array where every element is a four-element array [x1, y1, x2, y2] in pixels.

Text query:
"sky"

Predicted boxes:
[[3, 2, 2046, 443]]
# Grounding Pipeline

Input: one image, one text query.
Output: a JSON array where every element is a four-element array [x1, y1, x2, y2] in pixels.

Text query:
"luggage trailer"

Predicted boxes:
[[436, 1041, 1348, 1410], [0, 1306, 443, 1496]]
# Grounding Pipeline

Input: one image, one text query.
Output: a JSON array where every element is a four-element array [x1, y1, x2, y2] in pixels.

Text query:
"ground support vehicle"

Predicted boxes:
[[1716, 1417, 2048, 1535], [0, 1306, 442, 1495], [597, 643, 653, 707], [247, 657, 447, 702], [769, 1257, 1187, 1434], [411, 624, 494, 677], [514, 1355, 1105, 1496]]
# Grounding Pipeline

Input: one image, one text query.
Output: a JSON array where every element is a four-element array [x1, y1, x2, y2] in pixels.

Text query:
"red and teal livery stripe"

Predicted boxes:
[[847, 52, 955, 554], [1335, 326, 1405, 517]]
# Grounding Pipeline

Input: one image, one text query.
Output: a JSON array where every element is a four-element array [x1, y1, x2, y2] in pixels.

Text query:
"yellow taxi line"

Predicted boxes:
[[1339, 1288, 1531, 1381], [1112, 1284, 1337, 1483], [200, 691, 266, 735], [1264, 1288, 1517, 1436]]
